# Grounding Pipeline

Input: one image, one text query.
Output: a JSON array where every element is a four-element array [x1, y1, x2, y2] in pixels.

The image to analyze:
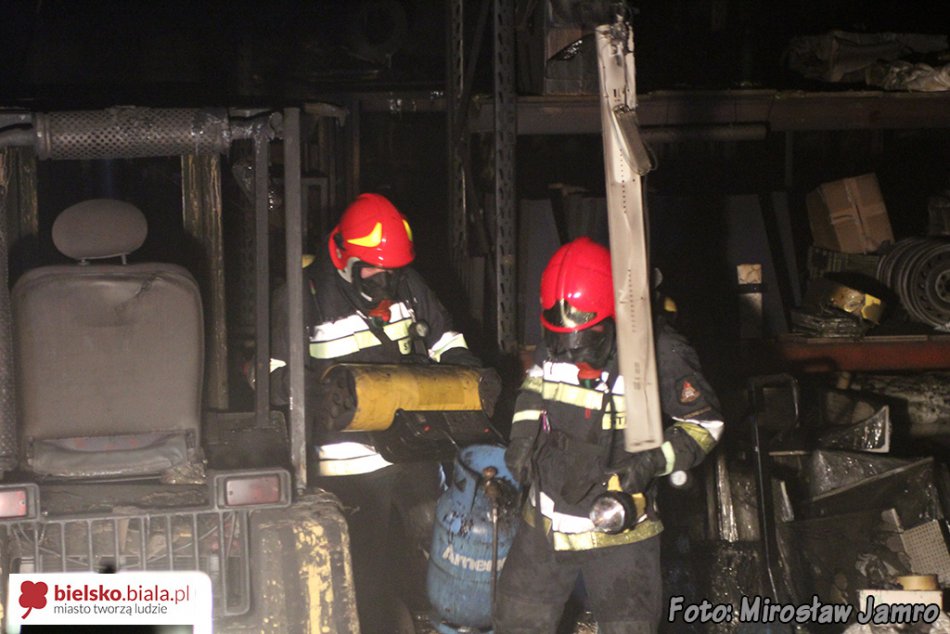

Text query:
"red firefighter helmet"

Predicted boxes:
[[540, 237, 615, 333], [328, 193, 415, 273]]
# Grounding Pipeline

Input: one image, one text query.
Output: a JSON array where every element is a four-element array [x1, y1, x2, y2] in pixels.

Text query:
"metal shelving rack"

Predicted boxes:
[[362, 1, 950, 359]]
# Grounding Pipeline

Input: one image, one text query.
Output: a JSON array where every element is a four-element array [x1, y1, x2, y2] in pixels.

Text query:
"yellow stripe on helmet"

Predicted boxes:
[[347, 222, 383, 247], [403, 220, 413, 242]]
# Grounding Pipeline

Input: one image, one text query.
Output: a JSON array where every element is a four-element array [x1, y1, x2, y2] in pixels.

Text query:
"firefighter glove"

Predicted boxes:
[[477, 367, 503, 418], [306, 376, 339, 431], [440, 346, 482, 368], [617, 447, 665, 493], [505, 436, 535, 485]]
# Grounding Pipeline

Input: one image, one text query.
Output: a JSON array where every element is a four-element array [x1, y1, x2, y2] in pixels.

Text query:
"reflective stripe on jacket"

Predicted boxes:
[[507, 318, 724, 549], [269, 254, 472, 476], [308, 301, 416, 359], [316, 442, 393, 476], [523, 494, 663, 551]]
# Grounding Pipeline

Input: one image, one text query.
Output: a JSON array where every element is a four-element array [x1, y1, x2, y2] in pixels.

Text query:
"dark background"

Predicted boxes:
[[3, 0, 949, 362], [2, 0, 948, 105]]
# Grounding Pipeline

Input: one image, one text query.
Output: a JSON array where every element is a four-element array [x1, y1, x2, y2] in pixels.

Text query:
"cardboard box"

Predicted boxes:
[[807, 174, 894, 254], [516, 1, 598, 95], [856, 589, 943, 619]]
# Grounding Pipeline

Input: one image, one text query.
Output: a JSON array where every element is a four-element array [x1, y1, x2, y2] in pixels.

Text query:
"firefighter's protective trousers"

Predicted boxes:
[[495, 518, 662, 633]]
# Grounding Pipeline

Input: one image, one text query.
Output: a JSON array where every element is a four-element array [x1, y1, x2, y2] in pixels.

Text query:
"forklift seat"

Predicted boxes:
[[11, 199, 204, 478]]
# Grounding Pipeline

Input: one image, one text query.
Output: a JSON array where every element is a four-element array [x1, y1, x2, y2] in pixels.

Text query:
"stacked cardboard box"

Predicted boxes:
[[807, 174, 894, 254]]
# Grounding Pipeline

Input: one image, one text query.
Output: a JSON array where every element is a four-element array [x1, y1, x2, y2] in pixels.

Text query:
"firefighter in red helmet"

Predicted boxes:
[[270, 193, 487, 630], [494, 237, 724, 634], [328, 192, 417, 309]]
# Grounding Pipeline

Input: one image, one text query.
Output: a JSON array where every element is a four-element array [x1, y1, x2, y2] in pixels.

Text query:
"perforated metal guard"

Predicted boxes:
[[3, 509, 251, 617], [0, 168, 17, 471], [901, 520, 950, 585], [35, 108, 232, 160]]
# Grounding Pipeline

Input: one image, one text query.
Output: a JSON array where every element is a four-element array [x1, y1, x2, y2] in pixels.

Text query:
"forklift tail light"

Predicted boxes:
[[0, 484, 39, 520], [213, 470, 291, 509]]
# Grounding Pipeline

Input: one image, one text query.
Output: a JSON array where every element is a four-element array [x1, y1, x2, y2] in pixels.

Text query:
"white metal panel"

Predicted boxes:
[[595, 21, 662, 451]]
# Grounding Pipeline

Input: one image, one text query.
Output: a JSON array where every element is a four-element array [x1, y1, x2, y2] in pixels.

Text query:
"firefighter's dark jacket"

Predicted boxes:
[[510, 317, 724, 550], [270, 253, 477, 446]]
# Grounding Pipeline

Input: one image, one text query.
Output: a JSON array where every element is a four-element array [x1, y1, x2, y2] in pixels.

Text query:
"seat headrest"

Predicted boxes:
[[52, 199, 148, 261]]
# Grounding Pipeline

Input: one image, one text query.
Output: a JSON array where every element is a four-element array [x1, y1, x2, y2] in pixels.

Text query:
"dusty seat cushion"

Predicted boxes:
[[29, 432, 192, 478]]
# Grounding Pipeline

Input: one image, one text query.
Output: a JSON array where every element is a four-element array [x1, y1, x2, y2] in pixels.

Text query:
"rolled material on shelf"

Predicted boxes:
[[320, 364, 485, 432], [878, 238, 950, 331]]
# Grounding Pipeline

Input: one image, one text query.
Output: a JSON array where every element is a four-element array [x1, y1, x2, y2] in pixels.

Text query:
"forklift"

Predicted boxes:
[[0, 106, 360, 633]]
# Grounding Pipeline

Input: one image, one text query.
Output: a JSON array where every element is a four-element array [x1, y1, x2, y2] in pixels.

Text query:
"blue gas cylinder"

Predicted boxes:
[[427, 444, 521, 632]]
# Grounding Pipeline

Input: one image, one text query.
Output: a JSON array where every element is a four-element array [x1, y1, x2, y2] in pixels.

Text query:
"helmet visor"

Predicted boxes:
[[542, 299, 598, 331]]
